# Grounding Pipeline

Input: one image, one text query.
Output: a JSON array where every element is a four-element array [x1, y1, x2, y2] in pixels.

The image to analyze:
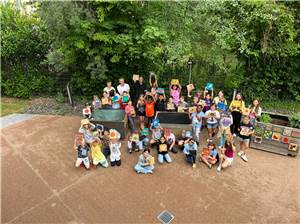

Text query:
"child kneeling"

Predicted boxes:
[[217, 139, 235, 172], [74, 140, 90, 170], [134, 148, 155, 174], [157, 136, 172, 164], [90, 138, 109, 168]]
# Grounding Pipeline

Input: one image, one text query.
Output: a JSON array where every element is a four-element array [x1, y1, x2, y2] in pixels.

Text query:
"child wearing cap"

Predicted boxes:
[[78, 119, 96, 144], [183, 138, 198, 168], [109, 129, 122, 166], [134, 148, 155, 174]]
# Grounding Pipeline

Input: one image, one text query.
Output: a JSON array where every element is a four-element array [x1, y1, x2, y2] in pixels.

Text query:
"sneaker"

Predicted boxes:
[[218, 146, 222, 149], [148, 170, 153, 174], [192, 163, 196, 168], [241, 154, 248, 162], [217, 166, 221, 172], [208, 164, 212, 169], [237, 151, 244, 157]]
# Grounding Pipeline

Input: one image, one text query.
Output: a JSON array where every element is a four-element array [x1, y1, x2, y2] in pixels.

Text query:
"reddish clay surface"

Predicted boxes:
[[1, 115, 300, 223]]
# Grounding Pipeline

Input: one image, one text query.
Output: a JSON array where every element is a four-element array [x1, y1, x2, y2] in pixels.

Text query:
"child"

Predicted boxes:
[[163, 128, 178, 153], [203, 93, 213, 113], [178, 96, 188, 112], [229, 92, 245, 135], [74, 139, 90, 169], [166, 97, 176, 112], [217, 111, 233, 148], [82, 103, 92, 119], [249, 98, 262, 124], [237, 116, 254, 162], [139, 123, 149, 148], [149, 121, 162, 147], [213, 91, 227, 106], [145, 93, 156, 127], [157, 136, 172, 164], [109, 129, 122, 166], [189, 105, 205, 144], [155, 94, 166, 117], [195, 89, 203, 100], [121, 91, 130, 109], [170, 83, 181, 107], [92, 95, 102, 110], [111, 90, 121, 109], [217, 139, 235, 172], [177, 130, 193, 150], [205, 104, 220, 139], [99, 128, 110, 158], [199, 143, 219, 169], [78, 119, 96, 144], [183, 138, 198, 168], [125, 100, 136, 131], [90, 138, 109, 168], [101, 92, 112, 108], [134, 148, 155, 174], [128, 131, 143, 153], [136, 94, 146, 123], [190, 96, 199, 107]]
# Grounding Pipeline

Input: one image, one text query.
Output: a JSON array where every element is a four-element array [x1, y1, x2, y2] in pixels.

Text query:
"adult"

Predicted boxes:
[[132, 76, 146, 105], [103, 81, 116, 97], [117, 78, 130, 96]]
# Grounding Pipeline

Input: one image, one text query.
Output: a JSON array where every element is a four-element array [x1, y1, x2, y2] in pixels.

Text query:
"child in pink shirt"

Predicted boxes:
[[170, 84, 181, 106]]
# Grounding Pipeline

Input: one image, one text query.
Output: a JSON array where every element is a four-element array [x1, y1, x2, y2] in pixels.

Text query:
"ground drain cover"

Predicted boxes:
[[157, 210, 174, 224]]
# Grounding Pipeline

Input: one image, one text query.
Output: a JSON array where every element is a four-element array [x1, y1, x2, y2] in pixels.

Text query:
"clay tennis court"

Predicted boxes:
[[1, 115, 299, 223]]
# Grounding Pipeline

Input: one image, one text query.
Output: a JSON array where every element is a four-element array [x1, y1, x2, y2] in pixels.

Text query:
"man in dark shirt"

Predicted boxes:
[[132, 76, 147, 105], [155, 94, 166, 118]]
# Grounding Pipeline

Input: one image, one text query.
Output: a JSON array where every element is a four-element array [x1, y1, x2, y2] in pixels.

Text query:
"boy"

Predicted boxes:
[[74, 139, 90, 169], [183, 138, 198, 168]]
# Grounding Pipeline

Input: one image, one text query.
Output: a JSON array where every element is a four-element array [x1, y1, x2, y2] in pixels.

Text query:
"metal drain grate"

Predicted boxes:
[[157, 210, 174, 224]]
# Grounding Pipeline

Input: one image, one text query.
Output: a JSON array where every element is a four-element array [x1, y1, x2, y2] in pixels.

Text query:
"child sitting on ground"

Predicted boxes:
[[157, 136, 172, 164], [149, 120, 162, 147], [217, 138, 235, 172], [139, 123, 149, 148], [134, 148, 155, 174], [109, 129, 122, 166], [90, 138, 109, 168], [177, 130, 193, 150], [163, 128, 178, 153], [74, 137, 90, 169], [183, 138, 198, 168], [199, 143, 219, 169], [128, 131, 143, 153]]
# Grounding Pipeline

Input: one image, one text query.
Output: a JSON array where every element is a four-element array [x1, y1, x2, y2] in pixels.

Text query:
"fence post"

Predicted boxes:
[[66, 82, 74, 107]]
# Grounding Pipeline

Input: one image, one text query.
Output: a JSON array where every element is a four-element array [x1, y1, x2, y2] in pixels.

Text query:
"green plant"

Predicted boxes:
[[260, 114, 272, 123], [289, 113, 300, 129], [55, 92, 65, 104]]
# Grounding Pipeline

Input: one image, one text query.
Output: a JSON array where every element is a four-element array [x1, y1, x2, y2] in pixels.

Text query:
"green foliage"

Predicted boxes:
[[260, 114, 272, 123], [262, 100, 300, 114], [289, 113, 300, 129], [55, 92, 65, 104]]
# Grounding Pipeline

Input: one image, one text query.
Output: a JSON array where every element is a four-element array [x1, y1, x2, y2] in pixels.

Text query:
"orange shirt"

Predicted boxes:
[[145, 102, 155, 117]]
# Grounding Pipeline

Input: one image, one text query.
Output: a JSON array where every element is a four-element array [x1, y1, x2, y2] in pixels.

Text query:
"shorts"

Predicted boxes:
[[226, 157, 234, 165], [75, 157, 90, 168], [238, 137, 250, 144], [207, 123, 218, 129]]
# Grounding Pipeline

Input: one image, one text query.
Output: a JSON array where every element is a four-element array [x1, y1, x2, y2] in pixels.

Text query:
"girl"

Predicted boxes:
[[149, 121, 162, 147], [103, 81, 116, 96], [170, 83, 181, 107], [205, 104, 221, 139], [78, 119, 96, 144], [183, 138, 198, 168], [136, 94, 146, 123], [217, 138, 235, 172], [125, 100, 136, 131], [217, 111, 233, 148], [134, 148, 155, 174], [199, 143, 219, 169], [237, 116, 254, 162], [145, 93, 156, 127], [90, 138, 109, 168], [178, 96, 188, 111], [120, 91, 130, 109], [101, 92, 112, 108], [229, 92, 245, 135], [109, 129, 122, 166], [92, 95, 101, 110], [213, 91, 227, 106], [203, 93, 213, 113], [139, 123, 149, 148], [163, 128, 178, 153], [111, 90, 121, 109], [195, 89, 203, 100], [189, 105, 205, 144], [157, 136, 172, 164], [249, 98, 262, 124], [128, 131, 143, 153]]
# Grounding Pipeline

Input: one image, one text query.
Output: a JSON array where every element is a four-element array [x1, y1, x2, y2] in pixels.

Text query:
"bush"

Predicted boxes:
[[260, 114, 272, 123], [289, 113, 300, 129]]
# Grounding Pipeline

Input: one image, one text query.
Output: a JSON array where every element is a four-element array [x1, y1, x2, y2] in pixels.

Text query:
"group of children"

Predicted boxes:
[[76, 76, 262, 174]]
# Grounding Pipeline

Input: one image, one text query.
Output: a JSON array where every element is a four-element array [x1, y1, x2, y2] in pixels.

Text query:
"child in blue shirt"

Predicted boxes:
[[189, 105, 205, 144], [183, 138, 198, 168], [200, 143, 219, 169], [74, 140, 90, 169]]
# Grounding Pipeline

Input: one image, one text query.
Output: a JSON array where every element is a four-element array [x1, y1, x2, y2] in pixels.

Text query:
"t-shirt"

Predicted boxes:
[[205, 110, 220, 124], [155, 100, 166, 112], [103, 86, 116, 96], [230, 100, 245, 112], [209, 148, 218, 158], [117, 83, 130, 95], [77, 145, 89, 158], [91, 143, 106, 162], [166, 133, 176, 144], [191, 111, 205, 128], [224, 145, 234, 158], [219, 115, 233, 128], [158, 143, 168, 155], [145, 102, 155, 117], [238, 123, 254, 139], [125, 105, 135, 116], [152, 129, 162, 140]]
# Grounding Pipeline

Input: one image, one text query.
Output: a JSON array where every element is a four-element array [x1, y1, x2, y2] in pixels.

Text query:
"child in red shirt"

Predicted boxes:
[[145, 93, 156, 127]]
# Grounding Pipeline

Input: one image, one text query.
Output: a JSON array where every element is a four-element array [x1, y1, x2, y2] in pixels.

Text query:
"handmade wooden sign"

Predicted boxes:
[[149, 156, 155, 165], [288, 143, 298, 152], [205, 83, 214, 91], [156, 88, 165, 95], [217, 102, 228, 111], [132, 133, 139, 142], [186, 84, 194, 92], [242, 108, 251, 116], [159, 144, 168, 152], [133, 74, 139, 81], [202, 147, 210, 156], [189, 106, 197, 113], [263, 130, 273, 139], [272, 132, 281, 141], [171, 79, 180, 86], [167, 103, 175, 110], [283, 128, 293, 137], [184, 131, 193, 138], [281, 136, 289, 144], [82, 107, 91, 115], [122, 95, 129, 103], [102, 97, 109, 105], [254, 136, 262, 144], [272, 126, 284, 134], [177, 106, 185, 112]]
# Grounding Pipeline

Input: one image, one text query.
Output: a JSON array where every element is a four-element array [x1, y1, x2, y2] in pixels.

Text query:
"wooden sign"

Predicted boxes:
[[281, 136, 289, 144], [159, 144, 168, 152], [102, 97, 109, 105], [283, 128, 293, 137], [288, 143, 298, 152], [149, 156, 155, 165], [177, 106, 185, 112], [189, 106, 197, 113], [198, 100, 206, 106], [205, 83, 213, 91], [156, 88, 165, 95], [217, 102, 228, 111], [254, 136, 262, 144], [242, 108, 251, 116], [122, 95, 129, 103], [263, 130, 273, 140], [132, 133, 139, 142], [202, 147, 210, 156], [171, 79, 179, 86], [82, 107, 91, 115], [167, 103, 175, 111], [133, 74, 139, 81], [186, 84, 194, 92]]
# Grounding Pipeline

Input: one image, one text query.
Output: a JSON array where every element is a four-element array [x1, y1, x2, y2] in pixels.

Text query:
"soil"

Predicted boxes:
[[1, 115, 300, 224]]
